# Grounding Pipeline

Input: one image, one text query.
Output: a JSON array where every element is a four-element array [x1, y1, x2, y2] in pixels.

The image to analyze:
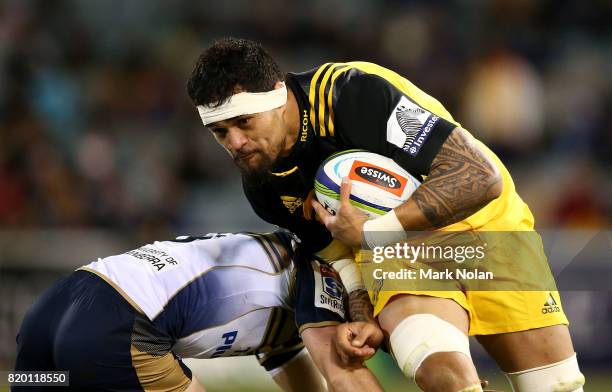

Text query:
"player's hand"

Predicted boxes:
[[334, 321, 383, 365], [312, 177, 368, 248]]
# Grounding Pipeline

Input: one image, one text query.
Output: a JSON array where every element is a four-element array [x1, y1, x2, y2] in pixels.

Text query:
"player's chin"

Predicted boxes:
[[235, 153, 258, 169], [237, 155, 272, 179]]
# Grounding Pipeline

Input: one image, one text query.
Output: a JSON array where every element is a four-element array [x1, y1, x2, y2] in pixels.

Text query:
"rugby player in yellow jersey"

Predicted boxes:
[[187, 38, 585, 392]]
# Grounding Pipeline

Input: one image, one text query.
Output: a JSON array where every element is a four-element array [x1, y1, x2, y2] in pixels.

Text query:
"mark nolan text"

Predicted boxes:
[[373, 268, 493, 280]]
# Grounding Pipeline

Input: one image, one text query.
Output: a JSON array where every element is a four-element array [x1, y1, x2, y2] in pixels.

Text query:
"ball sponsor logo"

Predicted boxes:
[[349, 160, 408, 197], [355, 166, 401, 189]]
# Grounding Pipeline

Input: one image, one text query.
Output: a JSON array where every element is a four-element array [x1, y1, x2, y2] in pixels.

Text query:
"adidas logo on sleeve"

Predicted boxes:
[[541, 292, 561, 314]]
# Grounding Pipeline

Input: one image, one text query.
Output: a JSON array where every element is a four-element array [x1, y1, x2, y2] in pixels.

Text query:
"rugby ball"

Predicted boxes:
[[314, 150, 421, 218]]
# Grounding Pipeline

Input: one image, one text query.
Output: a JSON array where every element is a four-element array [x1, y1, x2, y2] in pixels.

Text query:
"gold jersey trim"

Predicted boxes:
[[270, 165, 299, 177], [76, 267, 146, 315]]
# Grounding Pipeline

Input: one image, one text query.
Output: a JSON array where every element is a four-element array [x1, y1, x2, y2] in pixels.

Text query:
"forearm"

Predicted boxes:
[[327, 258, 374, 323], [348, 289, 375, 323], [302, 326, 383, 392], [271, 350, 327, 392], [396, 127, 502, 231]]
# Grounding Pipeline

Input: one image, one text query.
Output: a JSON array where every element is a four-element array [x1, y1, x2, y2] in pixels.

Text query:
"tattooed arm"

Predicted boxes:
[[312, 127, 503, 247], [348, 289, 375, 323], [331, 288, 383, 364], [395, 127, 503, 231]]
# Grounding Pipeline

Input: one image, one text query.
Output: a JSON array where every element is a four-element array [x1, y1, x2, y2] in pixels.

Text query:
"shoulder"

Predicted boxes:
[[299, 62, 390, 138]]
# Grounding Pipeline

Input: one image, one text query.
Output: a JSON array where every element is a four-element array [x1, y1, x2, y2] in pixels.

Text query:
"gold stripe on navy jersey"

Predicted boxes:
[[270, 165, 299, 177], [317, 63, 348, 137], [259, 233, 284, 273], [257, 341, 304, 366], [309, 63, 343, 137], [298, 321, 342, 335], [309, 63, 355, 137], [256, 308, 301, 366], [259, 232, 288, 271], [326, 65, 355, 136], [270, 231, 295, 269], [258, 307, 282, 354], [255, 308, 276, 357], [246, 233, 281, 273], [268, 308, 291, 348], [308, 63, 373, 138], [308, 63, 333, 136]]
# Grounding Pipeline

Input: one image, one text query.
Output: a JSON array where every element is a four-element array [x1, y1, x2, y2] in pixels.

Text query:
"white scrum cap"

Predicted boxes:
[[197, 83, 287, 126]]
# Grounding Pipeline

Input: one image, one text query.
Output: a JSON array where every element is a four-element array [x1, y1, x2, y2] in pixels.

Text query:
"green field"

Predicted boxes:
[[2, 353, 610, 391], [197, 351, 611, 392]]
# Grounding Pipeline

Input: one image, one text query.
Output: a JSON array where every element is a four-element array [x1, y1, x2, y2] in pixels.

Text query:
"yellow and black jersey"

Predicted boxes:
[[243, 62, 534, 255]]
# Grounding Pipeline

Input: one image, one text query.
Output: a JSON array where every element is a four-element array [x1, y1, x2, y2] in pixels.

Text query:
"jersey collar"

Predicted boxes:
[[269, 74, 315, 176]]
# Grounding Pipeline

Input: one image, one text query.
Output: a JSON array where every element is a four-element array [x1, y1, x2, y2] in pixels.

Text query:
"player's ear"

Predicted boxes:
[[274, 81, 284, 89]]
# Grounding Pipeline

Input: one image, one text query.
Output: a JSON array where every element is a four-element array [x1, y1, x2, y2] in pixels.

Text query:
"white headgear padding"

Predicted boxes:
[[197, 83, 287, 126]]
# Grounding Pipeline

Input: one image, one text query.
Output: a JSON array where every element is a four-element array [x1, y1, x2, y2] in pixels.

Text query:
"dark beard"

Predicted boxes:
[[238, 153, 275, 185], [240, 138, 287, 185]]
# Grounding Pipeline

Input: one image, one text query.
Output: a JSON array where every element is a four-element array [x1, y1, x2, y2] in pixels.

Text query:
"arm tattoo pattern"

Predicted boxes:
[[412, 127, 502, 229], [348, 289, 375, 322]]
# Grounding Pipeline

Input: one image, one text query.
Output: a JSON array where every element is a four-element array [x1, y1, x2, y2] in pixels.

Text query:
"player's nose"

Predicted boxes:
[[226, 128, 248, 152]]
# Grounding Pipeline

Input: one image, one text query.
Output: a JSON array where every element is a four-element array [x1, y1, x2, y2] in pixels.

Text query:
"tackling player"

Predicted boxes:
[[14, 231, 383, 391], [187, 38, 585, 392]]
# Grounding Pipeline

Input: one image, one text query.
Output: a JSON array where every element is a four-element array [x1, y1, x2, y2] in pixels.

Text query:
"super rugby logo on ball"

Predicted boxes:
[[314, 150, 421, 219]]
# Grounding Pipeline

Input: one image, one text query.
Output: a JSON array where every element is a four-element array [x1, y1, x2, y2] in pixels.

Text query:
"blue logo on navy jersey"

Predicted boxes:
[[323, 277, 342, 299], [319, 264, 343, 299], [212, 330, 238, 358]]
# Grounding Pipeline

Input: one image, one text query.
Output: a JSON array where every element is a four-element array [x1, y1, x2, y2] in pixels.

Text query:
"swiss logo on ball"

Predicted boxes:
[[349, 160, 408, 197]]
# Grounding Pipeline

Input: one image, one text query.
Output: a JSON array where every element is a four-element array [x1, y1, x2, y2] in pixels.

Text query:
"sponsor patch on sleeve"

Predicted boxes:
[[312, 260, 345, 318], [386, 96, 440, 157]]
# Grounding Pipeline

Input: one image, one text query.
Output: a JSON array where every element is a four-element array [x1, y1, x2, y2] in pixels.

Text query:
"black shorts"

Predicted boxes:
[[14, 270, 192, 391]]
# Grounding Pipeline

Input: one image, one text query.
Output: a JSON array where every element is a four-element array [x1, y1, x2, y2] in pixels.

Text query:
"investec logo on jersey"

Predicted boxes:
[[349, 160, 407, 197], [312, 260, 345, 318], [386, 96, 439, 157]]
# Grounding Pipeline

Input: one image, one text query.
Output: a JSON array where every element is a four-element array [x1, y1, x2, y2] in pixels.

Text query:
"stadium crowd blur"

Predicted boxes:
[[1, 0, 611, 237], [1, 0, 612, 376]]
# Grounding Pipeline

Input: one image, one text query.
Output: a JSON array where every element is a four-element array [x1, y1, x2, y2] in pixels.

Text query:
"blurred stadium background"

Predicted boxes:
[[0, 0, 611, 390]]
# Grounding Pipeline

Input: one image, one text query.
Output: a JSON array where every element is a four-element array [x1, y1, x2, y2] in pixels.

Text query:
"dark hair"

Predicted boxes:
[[187, 37, 283, 107]]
